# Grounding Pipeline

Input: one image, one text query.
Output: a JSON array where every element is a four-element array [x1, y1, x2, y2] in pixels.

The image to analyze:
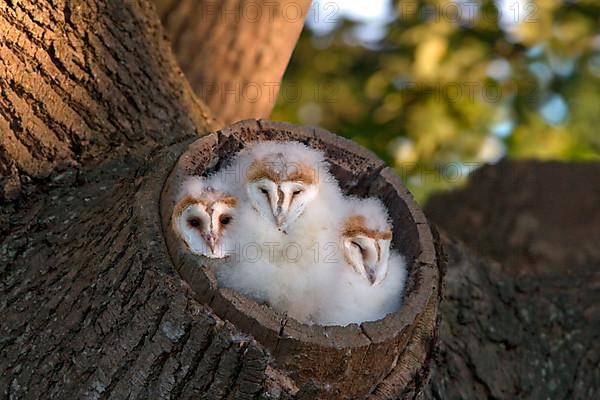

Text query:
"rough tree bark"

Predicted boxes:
[[1, 1, 440, 398], [0, 0, 218, 202], [0, 1, 290, 398], [423, 161, 600, 399], [3, 0, 597, 398], [154, 0, 311, 125]]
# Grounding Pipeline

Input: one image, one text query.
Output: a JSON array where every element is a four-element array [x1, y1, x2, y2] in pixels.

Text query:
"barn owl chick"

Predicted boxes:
[[207, 142, 406, 326], [212, 143, 344, 322], [172, 177, 237, 258], [341, 199, 393, 286], [228, 141, 331, 232], [316, 250, 407, 326], [309, 197, 407, 326]]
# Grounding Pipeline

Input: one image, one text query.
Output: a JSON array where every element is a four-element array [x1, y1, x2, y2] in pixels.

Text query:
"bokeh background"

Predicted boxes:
[[273, 0, 600, 202]]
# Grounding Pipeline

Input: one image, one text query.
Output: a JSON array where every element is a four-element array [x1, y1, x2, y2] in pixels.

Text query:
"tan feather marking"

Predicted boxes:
[[219, 196, 237, 208], [342, 215, 392, 240], [172, 196, 203, 219], [287, 164, 317, 184], [247, 159, 317, 185], [246, 160, 281, 183], [172, 195, 201, 241]]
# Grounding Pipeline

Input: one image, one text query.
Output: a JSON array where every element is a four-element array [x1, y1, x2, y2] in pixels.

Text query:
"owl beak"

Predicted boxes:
[[274, 204, 285, 226], [275, 213, 285, 227], [366, 267, 379, 286], [367, 260, 389, 286], [203, 233, 217, 253], [274, 212, 289, 234]]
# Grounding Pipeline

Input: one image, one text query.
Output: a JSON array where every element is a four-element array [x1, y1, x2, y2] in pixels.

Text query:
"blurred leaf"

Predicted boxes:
[[273, 0, 600, 203]]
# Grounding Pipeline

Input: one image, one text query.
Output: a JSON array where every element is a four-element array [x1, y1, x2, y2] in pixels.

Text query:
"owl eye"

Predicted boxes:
[[292, 189, 303, 196], [188, 218, 202, 228], [219, 215, 232, 225], [351, 240, 365, 254], [260, 188, 269, 195]]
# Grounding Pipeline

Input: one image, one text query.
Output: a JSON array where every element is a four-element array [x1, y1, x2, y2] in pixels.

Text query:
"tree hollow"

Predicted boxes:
[[159, 119, 444, 399]]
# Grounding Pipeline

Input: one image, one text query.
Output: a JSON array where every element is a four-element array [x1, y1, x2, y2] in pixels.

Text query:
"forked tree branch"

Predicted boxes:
[[155, 0, 312, 125], [0, 0, 218, 201]]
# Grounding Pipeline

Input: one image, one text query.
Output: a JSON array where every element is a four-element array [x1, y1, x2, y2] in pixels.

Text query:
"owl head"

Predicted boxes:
[[241, 142, 326, 232], [172, 178, 237, 258], [341, 199, 393, 286]]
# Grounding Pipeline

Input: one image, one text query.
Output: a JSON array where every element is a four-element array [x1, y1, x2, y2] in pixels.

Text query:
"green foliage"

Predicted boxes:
[[272, 0, 600, 203]]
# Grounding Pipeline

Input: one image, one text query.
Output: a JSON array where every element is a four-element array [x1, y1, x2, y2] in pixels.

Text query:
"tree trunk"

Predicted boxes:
[[154, 0, 311, 125], [3, 0, 596, 398], [1, 1, 443, 398], [1, 149, 282, 399], [0, 0, 218, 202], [0, 1, 286, 398], [423, 161, 600, 399]]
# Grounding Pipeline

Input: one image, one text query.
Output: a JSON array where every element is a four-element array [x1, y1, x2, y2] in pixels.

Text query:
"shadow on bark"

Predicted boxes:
[[424, 161, 600, 399]]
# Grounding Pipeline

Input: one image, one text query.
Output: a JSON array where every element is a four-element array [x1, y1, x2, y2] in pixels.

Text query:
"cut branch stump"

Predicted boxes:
[[155, 120, 445, 399]]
